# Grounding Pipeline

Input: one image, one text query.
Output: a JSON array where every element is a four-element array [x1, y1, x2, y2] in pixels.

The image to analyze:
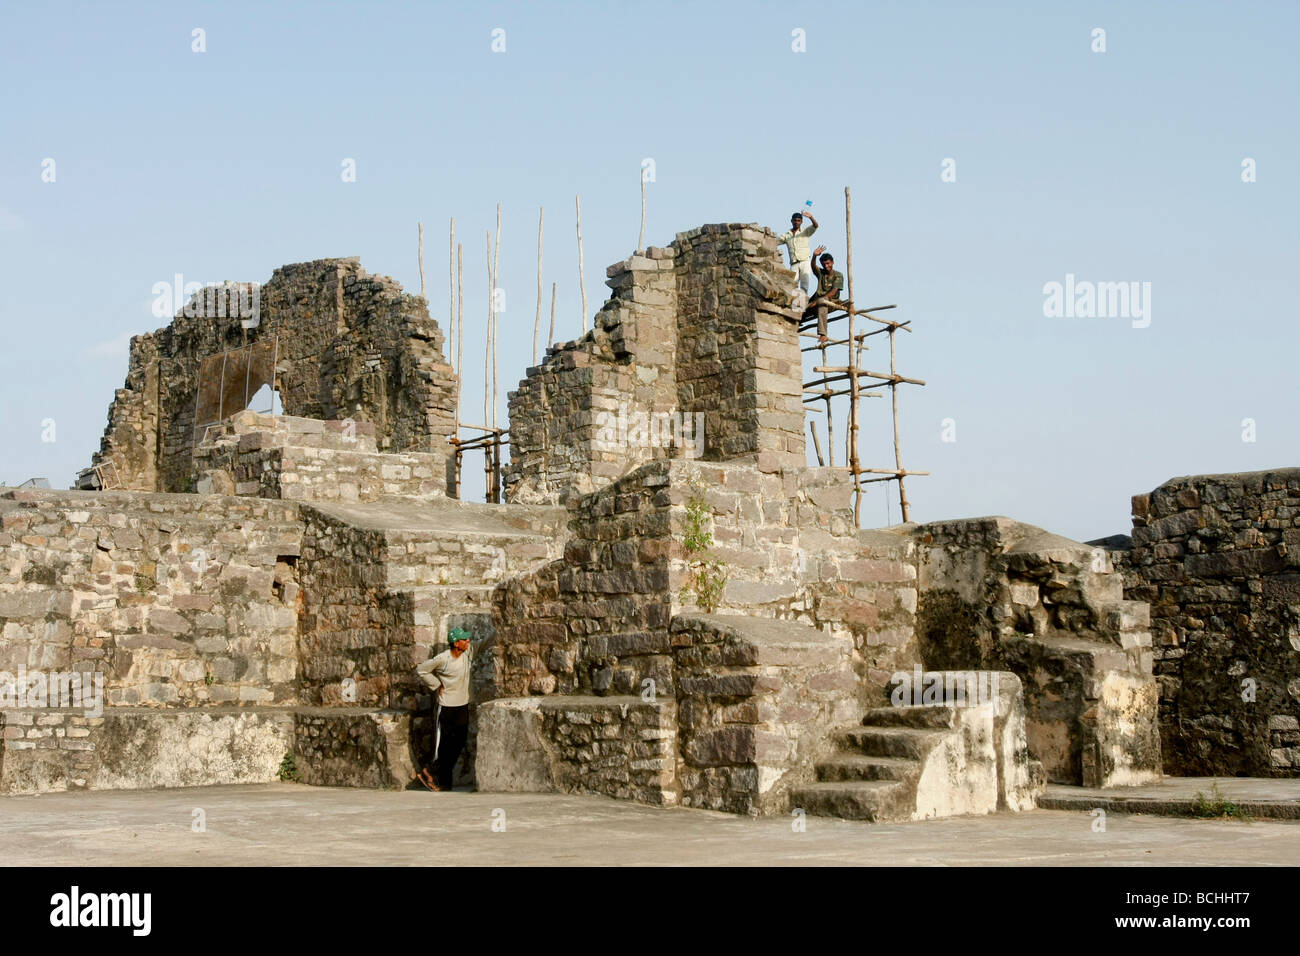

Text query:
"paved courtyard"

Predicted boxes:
[[2, 783, 1298, 866]]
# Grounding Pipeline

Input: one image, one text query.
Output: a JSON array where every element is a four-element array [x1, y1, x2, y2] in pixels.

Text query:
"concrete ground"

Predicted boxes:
[[2, 783, 1299, 866]]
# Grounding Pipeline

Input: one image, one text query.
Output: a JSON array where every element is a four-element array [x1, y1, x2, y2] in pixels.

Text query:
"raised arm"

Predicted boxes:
[[811, 245, 827, 276], [804, 212, 819, 232]]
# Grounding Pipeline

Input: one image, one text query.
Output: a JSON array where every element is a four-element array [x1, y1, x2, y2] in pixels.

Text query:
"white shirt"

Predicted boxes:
[[416, 643, 475, 707], [777, 222, 817, 265]]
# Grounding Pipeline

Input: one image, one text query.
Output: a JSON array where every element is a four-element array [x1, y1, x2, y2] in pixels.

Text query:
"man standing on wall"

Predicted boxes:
[[415, 626, 477, 791], [777, 210, 819, 309]]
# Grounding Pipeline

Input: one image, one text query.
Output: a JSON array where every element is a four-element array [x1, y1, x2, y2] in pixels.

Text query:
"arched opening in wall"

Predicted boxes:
[[247, 382, 281, 415], [193, 337, 280, 440]]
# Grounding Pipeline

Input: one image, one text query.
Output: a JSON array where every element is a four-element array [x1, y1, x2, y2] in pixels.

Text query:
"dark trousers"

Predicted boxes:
[[435, 704, 469, 789]]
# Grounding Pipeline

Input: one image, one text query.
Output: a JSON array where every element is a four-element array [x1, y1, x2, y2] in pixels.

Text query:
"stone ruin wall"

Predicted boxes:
[[0, 225, 1183, 808], [482, 453, 1155, 809], [192, 411, 447, 501], [88, 258, 457, 494], [505, 224, 803, 504], [0, 489, 301, 793], [1124, 468, 1300, 776], [916, 517, 1160, 788]]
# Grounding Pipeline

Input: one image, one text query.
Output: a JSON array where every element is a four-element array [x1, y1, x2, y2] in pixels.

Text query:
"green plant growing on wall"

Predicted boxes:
[[277, 751, 300, 782], [679, 477, 728, 614]]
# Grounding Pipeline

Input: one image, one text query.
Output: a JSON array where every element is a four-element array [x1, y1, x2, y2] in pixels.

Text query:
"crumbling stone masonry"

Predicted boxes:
[[505, 225, 803, 504], [916, 517, 1160, 788], [1122, 468, 1300, 777], [85, 258, 457, 493], [0, 489, 301, 792], [2, 226, 1169, 823]]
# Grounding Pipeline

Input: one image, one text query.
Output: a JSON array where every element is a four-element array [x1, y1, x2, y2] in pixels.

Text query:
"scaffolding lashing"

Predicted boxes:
[[451, 424, 508, 503]]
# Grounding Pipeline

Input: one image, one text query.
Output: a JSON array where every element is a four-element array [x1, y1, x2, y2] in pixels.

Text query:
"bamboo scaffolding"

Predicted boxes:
[[454, 241, 463, 497], [576, 194, 588, 333], [484, 232, 491, 428], [638, 166, 647, 253], [809, 420, 825, 467], [845, 187, 862, 525], [534, 206, 544, 366], [492, 203, 501, 430], [802, 188, 925, 526], [548, 282, 556, 349], [448, 218, 455, 373], [418, 221, 426, 300]]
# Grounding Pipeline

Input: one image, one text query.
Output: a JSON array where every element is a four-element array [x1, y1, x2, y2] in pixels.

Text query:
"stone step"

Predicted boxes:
[[790, 780, 910, 822], [815, 754, 918, 783], [860, 705, 957, 730], [832, 725, 948, 760]]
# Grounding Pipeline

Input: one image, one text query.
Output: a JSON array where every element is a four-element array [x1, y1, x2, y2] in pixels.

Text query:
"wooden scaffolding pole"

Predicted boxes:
[[492, 203, 501, 430], [455, 241, 463, 497], [534, 206, 544, 366], [418, 221, 426, 300], [448, 218, 455, 374], [484, 231, 492, 428], [845, 186, 862, 527], [548, 281, 556, 349], [576, 194, 588, 333], [820, 305, 834, 467], [802, 186, 925, 528], [891, 324, 911, 522]]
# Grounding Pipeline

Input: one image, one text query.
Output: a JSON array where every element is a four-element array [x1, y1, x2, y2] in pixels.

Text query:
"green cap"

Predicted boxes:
[[448, 627, 471, 648]]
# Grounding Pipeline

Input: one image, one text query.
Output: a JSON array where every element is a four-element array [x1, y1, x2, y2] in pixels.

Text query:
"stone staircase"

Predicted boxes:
[[792, 673, 1042, 822], [793, 704, 971, 823]]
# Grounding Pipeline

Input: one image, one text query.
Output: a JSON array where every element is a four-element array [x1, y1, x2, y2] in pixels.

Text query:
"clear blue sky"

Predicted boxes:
[[2, 0, 1296, 541]]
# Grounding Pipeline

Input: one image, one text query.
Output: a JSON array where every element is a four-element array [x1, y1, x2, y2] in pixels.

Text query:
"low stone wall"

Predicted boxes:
[[475, 696, 677, 805], [293, 708, 415, 789], [0, 488, 302, 793], [671, 613, 857, 814], [1125, 468, 1300, 776], [1, 707, 292, 794], [194, 411, 448, 502]]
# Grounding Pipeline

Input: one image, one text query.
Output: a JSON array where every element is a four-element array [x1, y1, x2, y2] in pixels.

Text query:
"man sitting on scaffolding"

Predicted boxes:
[[808, 245, 847, 345]]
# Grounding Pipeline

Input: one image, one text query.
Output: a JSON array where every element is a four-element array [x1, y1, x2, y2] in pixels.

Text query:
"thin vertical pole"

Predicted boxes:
[[492, 203, 501, 430], [576, 194, 588, 333], [418, 221, 427, 300], [491, 431, 502, 504], [534, 206, 544, 366], [819, 305, 834, 468], [456, 242, 464, 496], [638, 168, 647, 254], [845, 186, 861, 527], [548, 281, 557, 349], [891, 327, 910, 523], [484, 231, 492, 428], [809, 420, 825, 467], [452, 218, 457, 371]]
